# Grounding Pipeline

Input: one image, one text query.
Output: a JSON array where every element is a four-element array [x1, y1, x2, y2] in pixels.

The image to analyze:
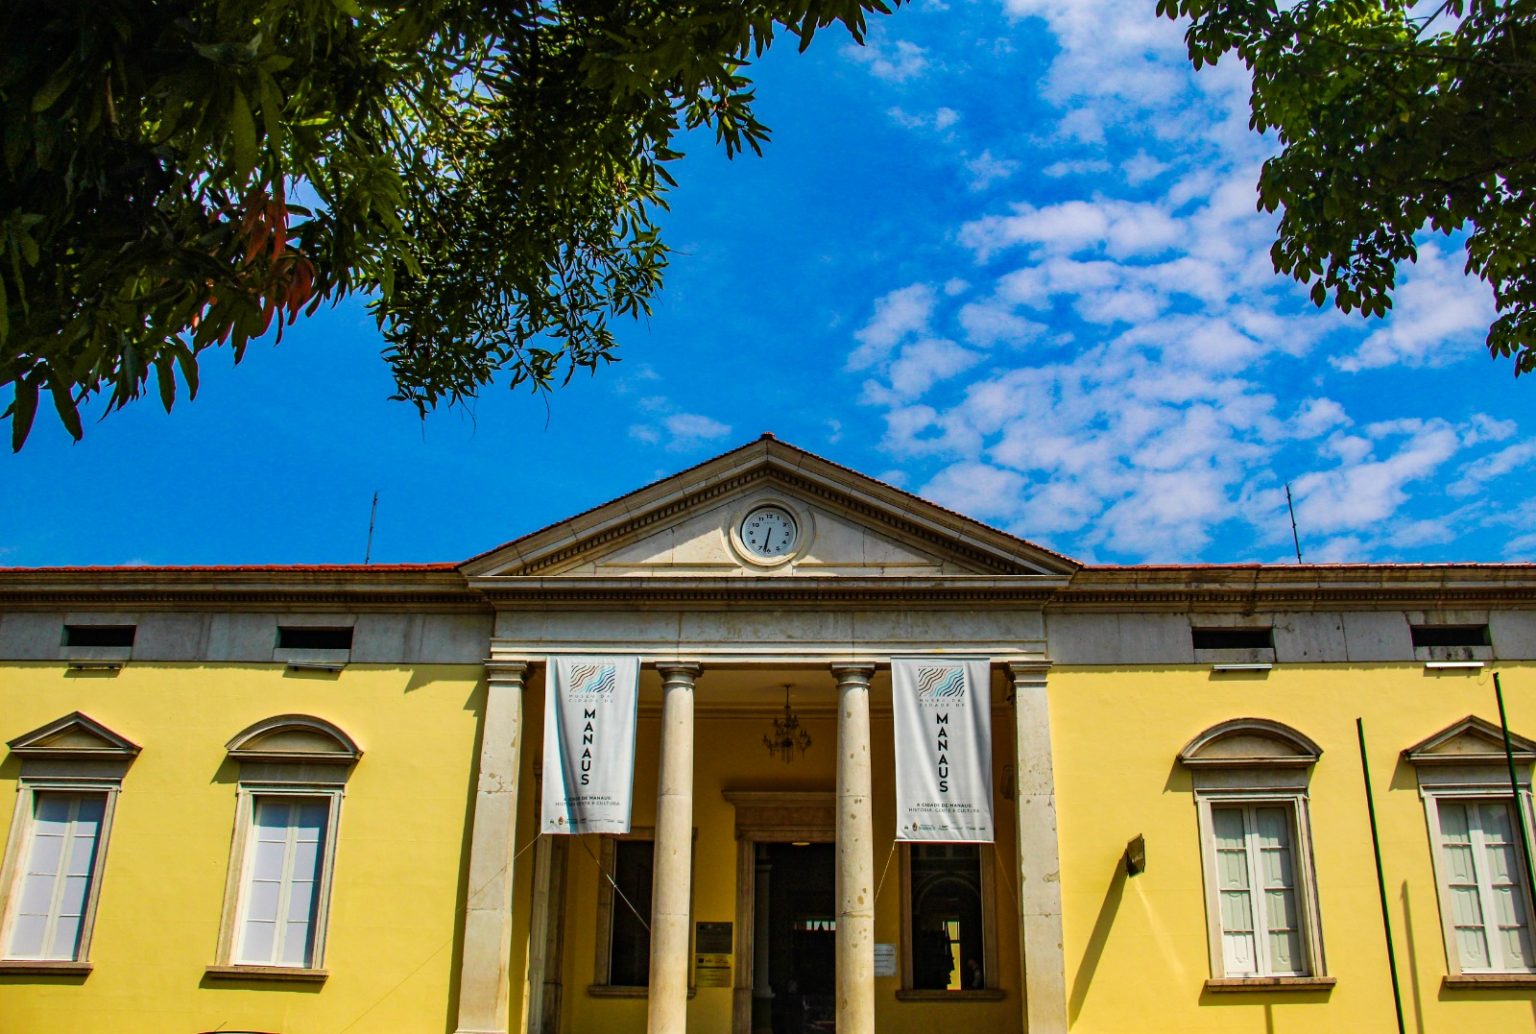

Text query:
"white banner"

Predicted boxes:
[[892, 657, 993, 842], [542, 656, 640, 835]]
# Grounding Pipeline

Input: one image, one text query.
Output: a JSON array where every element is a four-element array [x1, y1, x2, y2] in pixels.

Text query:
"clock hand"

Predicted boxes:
[[763, 527, 773, 551]]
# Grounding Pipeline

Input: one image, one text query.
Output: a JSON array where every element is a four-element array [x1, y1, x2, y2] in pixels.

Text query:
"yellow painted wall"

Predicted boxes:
[[0, 662, 489, 1034], [10, 659, 1531, 1034], [1052, 663, 1536, 1033]]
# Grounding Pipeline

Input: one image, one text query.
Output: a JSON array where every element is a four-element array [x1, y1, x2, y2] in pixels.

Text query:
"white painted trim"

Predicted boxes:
[[0, 781, 121, 964], [1420, 788, 1536, 976], [216, 785, 343, 972], [1193, 793, 1325, 980]]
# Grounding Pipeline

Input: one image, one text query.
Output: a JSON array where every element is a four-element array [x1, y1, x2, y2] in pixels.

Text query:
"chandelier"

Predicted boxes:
[[764, 685, 811, 763]]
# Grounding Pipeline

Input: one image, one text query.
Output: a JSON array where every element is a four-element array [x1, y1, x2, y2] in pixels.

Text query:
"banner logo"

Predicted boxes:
[[916, 666, 966, 700], [569, 663, 617, 697]]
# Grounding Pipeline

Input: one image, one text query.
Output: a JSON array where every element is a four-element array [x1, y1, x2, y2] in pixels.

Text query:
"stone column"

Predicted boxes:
[[522, 814, 567, 1034], [1009, 661, 1068, 1034], [831, 663, 877, 1034], [648, 662, 701, 1034], [454, 660, 529, 1034]]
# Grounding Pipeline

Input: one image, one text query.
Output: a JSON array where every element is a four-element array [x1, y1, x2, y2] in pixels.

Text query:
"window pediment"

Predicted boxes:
[[1178, 719, 1321, 769], [1403, 715, 1536, 767], [6, 712, 140, 761], [226, 715, 360, 764]]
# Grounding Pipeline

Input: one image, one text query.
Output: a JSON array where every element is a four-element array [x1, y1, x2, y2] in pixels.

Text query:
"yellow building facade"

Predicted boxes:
[[2, 437, 1534, 1033]]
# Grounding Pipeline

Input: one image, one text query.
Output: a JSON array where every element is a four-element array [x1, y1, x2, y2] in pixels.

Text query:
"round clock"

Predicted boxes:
[[740, 505, 798, 559]]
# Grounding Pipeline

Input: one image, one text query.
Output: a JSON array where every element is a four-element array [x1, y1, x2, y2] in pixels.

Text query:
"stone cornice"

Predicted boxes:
[[3, 561, 1536, 615], [466, 575, 1070, 609], [1055, 565, 1536, 612], [0, 567, 485, 612]]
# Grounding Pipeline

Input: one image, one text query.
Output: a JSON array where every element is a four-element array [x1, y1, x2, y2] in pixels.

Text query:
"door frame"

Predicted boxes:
[[723, 791, 836, 1034]]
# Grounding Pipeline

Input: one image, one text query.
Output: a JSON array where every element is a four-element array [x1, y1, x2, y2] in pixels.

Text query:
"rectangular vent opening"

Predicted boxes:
[[1192, 627, 1273, 651], [1410, 625, 1489, 648], [277, 626, 353, 651], [63, 624, 136, 648]]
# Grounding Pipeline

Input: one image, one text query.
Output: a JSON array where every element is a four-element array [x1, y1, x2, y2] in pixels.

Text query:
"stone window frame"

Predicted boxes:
[[0, 712, 140, 974], [896, 841, 1004, 1001], [1178, 718, 1333, 992], [1404, 715, 1536, 988], [205, 714, 360, 984]]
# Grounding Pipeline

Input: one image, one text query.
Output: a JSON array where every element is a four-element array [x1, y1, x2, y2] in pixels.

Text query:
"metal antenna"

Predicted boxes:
[[1285, 483, 1303, 564], [364, 491, 379, 565]]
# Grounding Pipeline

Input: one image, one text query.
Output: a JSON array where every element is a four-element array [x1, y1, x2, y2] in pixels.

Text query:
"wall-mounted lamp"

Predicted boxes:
[[1124, 834, 1147, 876]]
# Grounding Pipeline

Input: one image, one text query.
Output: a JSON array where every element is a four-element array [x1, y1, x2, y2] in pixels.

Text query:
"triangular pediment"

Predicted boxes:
[[1404, 715, 1536, 765], [462, 436, 1078, 579], [8, 712, 141, 759]]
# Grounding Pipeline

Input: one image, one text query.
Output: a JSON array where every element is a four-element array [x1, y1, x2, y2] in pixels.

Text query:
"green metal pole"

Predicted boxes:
[[1493, 672, 1536, 921], [1357, 717, 1406, 1034]]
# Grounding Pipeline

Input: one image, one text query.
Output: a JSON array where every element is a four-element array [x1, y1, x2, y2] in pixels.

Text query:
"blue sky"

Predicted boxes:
[[3, 0, 1531, 567]]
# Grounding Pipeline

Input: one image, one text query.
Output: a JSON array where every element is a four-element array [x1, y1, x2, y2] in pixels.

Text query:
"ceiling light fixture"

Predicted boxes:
[[764, 684, 811, 763]]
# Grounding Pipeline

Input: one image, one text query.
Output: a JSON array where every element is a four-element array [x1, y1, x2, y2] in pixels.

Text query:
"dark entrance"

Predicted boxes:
[[754, 841, 835, 1034]]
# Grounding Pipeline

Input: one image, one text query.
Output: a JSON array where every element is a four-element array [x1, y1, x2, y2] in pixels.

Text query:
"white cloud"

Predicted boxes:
[[662, 413, 732, 448], [882, 337, 985, 401], [1122, 151, 1169, 185], [1042, 159, 1111, 178], [630, 406, 733, 451], [958, 300, 1046, 348], [849, 284, 936, 370], [1290, 398, 1351, 439], [888, 105, 960, 131], [961, 199, 1183, 262], [919, 462, 1026, 522], [966, 150, 1019, 191], [845, 38, 930, 82], [1291, 420, 1464, 532], [1451, 440, 1536, 498], [1333, 243, 1496, 371]]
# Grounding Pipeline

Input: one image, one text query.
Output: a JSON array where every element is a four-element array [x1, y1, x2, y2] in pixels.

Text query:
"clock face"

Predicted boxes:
[[741, 506, 798, 559]]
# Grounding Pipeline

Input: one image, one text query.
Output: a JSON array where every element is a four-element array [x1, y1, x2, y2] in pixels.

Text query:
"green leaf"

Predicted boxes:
[[10, 378, 38, 452], [230, 85, 258, 181], [30, 59, 75, 113], [47, 375, 81, 442], [155, 357, 176, 411], [257, 73, 285, 158]]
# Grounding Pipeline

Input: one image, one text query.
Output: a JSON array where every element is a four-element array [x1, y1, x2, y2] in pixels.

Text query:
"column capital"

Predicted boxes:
[[830, 662, 877, 687], [1006, 658, 1052, 682], [483, 659, 530, 684], [655, 661, 703, 681]]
